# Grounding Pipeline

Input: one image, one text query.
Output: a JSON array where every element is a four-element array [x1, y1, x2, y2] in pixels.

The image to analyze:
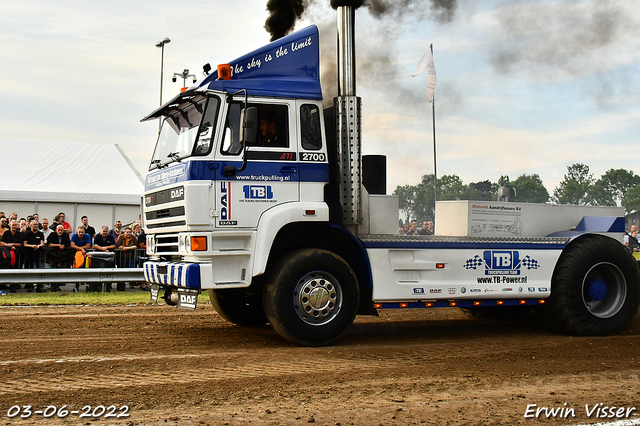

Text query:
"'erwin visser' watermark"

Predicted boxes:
[[524, 403, 637, 419]]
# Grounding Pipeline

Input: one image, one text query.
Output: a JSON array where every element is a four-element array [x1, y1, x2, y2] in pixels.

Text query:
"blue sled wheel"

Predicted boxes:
[[549, 235, 640, 336]]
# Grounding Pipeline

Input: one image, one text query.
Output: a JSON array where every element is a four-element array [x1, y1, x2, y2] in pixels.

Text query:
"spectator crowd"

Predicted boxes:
[[399, 220, 434, 236], [624, 224, 640, 254], [0, 211, 148, 293]]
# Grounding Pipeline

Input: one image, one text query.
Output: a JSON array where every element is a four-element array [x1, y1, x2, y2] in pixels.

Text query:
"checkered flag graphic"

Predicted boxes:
[[464, 255, 486, 270], [518, 255, 539, 270]]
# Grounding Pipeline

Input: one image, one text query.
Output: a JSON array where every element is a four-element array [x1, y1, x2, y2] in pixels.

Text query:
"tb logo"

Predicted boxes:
[[483, 250, 519, 270], [243, 185, 273, 199]]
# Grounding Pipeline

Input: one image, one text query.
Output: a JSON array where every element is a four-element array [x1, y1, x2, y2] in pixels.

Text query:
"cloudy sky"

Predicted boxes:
[[1, 0, 639, 195]]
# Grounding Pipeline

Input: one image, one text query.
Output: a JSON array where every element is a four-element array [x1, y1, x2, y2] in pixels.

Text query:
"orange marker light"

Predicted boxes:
[[436, 263, 445, 269], [538, 299, 546, 304], [399, 303, 409, 308], [473, 301, 481, 306], [496, 300, 504, 305], [190, 236, 207, 251], [519, 300, 527, 305], [217, 64, 232, 80], [424, 302, 433, 307], [373, 303, 383, 309]]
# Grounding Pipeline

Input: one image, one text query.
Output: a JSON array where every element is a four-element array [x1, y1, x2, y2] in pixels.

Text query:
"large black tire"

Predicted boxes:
[[209, 288, 268, 327], [547, 235, 640, 336], [263, 249, 359, 346]]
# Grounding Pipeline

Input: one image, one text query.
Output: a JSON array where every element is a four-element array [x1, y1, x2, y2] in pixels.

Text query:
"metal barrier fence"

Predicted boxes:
[[1, 248, 148, 270], [0, 249, 146, 286]]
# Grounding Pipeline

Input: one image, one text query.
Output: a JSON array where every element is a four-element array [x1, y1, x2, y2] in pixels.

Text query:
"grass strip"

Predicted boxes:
[[0, 290, 211, 306]]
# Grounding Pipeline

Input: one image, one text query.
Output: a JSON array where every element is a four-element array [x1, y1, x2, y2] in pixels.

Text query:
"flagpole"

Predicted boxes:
[[431, 44, 437, 208]]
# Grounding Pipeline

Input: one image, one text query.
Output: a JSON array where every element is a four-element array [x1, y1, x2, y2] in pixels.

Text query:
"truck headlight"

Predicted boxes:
[[147, 235, 155, 254]]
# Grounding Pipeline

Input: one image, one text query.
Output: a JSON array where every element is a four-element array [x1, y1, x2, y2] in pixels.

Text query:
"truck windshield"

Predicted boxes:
[[149, 95, 220, 170]]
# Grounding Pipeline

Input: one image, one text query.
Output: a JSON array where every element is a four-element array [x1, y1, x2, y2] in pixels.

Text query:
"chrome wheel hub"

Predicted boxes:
[[293, 271, 342, 326]]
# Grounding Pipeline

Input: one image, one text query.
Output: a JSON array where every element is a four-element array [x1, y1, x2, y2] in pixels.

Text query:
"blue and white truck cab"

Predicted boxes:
[[141, 10, 639, 346]]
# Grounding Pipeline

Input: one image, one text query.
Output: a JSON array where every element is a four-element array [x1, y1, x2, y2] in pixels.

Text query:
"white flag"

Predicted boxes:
[[412, 48, 437, 103]]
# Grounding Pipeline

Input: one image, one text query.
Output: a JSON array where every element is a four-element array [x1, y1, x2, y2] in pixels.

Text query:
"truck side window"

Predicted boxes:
[[221, 103, 289, 155], [258, 105, 289, 148], [300, 104, 322, 151], [221, 103, 242, 155], [193, 97, 219, 156]]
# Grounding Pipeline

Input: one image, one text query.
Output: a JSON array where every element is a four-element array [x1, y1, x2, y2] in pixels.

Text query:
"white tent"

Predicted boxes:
[[0, 139, 144, 230]]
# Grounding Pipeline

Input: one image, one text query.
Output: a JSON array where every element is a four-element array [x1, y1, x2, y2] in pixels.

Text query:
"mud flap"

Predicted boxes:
[[150, 284, 160, 303], [177, 288, 199, 311]]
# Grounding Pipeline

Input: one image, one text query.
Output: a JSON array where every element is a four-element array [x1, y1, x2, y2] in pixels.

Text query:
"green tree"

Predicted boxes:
[[465, 180, 496, 201], [511, 174, 549, 203], [415, 174, 436, 220], [395, 173, 473, 222], [393, 184, 419, 221], [552, 163, 594, 205], [437, 174, 466, 200], [497, 175, 511, 187], [586, 180, 615, 206], [623, 185, 640, 213], [589, 168, 640, 207], [393, 174, 437, 221]]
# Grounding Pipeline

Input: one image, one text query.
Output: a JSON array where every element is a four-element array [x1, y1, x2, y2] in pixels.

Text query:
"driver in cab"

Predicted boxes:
[[259, 111, 285, 147]]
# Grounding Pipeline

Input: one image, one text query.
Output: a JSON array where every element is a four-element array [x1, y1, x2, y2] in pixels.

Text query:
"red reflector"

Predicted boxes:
[[399, 303, 409, 308], [373, 303, 382, 309]]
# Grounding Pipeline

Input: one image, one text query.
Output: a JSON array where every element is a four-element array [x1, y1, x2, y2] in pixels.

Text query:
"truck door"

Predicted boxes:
[[214, 100, 298, 228], [296, 100, 328, 203]]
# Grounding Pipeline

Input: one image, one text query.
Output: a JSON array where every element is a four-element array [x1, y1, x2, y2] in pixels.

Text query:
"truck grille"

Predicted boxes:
[[156, 235, 179, 254], [146, 206, 185, 220]]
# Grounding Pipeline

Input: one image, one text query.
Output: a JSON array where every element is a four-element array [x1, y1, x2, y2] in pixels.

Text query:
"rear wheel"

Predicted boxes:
[[548, 235, 640, 335], [263, 249, 359, 346], [209, 288, 268, 327]]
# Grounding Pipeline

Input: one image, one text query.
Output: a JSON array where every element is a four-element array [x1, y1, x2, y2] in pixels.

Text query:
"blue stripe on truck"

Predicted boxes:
[[143, 262, 200, 289]]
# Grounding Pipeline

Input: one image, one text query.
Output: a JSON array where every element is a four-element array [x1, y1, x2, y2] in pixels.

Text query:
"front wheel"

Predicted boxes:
[[263, 249, 359, 346], [209, 288, 268, 327], [548, 235, 640, 335]]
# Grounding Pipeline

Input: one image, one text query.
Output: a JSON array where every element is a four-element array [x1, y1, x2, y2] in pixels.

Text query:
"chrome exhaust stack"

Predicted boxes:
[[333, 2, 363, 231]]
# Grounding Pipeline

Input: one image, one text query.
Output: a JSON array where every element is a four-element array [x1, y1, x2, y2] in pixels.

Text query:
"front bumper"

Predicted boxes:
[[144, 261, 202, 289]]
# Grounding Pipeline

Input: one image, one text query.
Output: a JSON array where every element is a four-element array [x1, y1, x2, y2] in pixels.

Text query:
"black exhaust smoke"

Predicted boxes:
[[330, 0, 364, 8], [265, 0, 305, 41]]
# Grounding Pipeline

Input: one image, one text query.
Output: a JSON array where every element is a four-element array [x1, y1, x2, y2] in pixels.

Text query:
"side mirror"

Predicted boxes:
[[241, 107, 258, 146]]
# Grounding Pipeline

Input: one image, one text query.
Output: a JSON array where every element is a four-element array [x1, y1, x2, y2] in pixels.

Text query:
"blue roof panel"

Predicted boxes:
[[200, 26, 321, 100]]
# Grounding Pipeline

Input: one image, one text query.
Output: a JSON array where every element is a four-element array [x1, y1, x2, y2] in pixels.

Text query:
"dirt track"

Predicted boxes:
[[0, 303, 638, 426]]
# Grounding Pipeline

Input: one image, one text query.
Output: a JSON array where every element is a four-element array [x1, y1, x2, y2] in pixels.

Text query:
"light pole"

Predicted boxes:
[[156, 37, 170, 133], [173, 69, 197, 90], [156, 37, 171, 105]]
